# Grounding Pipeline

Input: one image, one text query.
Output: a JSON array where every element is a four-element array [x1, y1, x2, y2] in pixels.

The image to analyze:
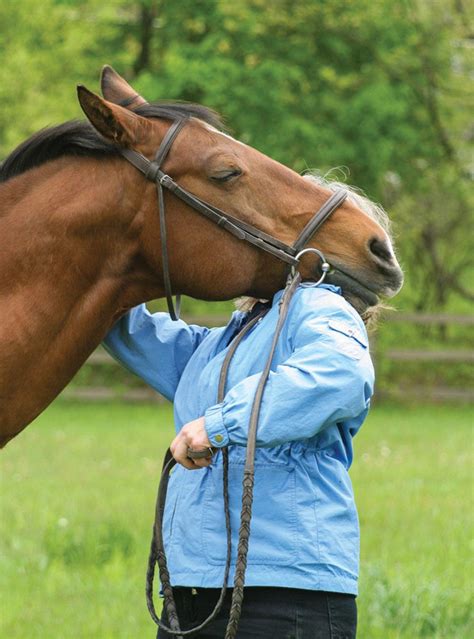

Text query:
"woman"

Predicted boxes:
[[103, 280, 373, 638]]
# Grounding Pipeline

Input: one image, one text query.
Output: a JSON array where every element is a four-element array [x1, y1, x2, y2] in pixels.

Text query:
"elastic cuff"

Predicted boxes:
[[204, 403, 229, 448]]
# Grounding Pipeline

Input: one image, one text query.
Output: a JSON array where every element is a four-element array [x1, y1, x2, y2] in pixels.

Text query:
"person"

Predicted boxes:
[[103, 281, 374, 638]]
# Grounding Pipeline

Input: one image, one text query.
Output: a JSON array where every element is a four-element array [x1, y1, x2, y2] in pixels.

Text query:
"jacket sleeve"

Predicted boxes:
[[204, 294, 374, 448], [102, 304, 210, 401]]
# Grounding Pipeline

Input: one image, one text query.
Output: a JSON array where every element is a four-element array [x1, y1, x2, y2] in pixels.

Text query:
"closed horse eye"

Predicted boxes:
[[210, 168, 242, 183]]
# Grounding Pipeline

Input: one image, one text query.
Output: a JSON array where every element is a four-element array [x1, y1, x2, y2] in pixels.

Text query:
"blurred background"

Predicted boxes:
[[0, 1, 472, 638]]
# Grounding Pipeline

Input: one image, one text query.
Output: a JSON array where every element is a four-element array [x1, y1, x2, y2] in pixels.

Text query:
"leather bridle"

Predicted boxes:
[[117, 117, 348, 638], [119, 117, 347, 320]]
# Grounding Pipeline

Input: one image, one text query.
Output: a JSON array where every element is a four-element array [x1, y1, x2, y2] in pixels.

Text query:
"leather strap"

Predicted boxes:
[[114, 117, 350, 638], [157, 181, 180, 320], [146, 309, 268, 637], [121, 145, 300, 266], [155, 120, 188, 320], [120, 143, 348, 272], [293, 190, 348, 252], [160, 175, 300, 265], [224, 273, 301, 637], [154, 119, 188, 169]]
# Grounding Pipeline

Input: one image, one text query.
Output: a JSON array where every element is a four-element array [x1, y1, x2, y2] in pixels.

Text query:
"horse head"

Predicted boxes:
[[0, 67, 403, 446], [79, 66, 403, 312]]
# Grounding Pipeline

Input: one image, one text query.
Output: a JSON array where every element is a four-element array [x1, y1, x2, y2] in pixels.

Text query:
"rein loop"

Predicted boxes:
[[116, 117, 348, 638]]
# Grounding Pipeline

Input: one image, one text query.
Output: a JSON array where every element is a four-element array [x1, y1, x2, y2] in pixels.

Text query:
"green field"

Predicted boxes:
[[0, 401, 472, 638]]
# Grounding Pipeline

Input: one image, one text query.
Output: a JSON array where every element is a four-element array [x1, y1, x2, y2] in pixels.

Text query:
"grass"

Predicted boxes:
[[0, 401, 472, 638]]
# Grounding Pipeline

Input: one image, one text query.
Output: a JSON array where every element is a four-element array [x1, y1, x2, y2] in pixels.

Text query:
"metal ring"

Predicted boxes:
[[290, 247, 331, 287]]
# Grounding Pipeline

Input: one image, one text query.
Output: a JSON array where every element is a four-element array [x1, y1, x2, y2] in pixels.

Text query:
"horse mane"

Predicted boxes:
[[0, 102, 224, 183]]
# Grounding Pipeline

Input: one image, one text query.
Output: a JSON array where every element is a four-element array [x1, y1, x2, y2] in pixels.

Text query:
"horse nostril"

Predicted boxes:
[[369, 238, 393, 263]]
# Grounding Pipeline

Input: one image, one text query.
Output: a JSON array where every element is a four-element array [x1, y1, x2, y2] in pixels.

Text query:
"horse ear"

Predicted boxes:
[[100, 65, 148, 109], [77, 85, 150, 146]]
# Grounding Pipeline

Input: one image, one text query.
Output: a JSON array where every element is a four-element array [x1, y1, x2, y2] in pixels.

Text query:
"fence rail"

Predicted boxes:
[[383, 313, 474, 325], [384, 349, 474, 363], [372, 311, 473, 403], [62, 312, 473, 403]]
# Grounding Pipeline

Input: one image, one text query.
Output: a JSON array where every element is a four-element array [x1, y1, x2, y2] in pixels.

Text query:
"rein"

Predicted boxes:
[[117, 118, 347, 638], [118, 118, 347, 320]]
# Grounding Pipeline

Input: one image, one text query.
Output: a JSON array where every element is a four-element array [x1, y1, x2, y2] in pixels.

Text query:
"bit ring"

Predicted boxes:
[[290, 247, 330, 286]]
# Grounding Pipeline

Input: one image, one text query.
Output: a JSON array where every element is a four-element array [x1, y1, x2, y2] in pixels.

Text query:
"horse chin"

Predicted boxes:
[[324, 269, 380, 313]]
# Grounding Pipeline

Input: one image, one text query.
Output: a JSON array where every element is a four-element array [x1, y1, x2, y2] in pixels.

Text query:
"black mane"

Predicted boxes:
[[0, 102, 224, 183]]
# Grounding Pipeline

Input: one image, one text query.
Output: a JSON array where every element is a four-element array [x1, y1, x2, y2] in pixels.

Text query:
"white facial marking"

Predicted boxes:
[[201, 122, 247, 147]]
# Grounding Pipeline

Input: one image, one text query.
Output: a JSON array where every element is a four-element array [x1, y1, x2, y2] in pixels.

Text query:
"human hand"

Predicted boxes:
[[170, 416, 214, 470]]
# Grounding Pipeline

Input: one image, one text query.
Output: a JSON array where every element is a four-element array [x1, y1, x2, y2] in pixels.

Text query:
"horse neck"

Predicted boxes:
[[0, 157, 161, 445]]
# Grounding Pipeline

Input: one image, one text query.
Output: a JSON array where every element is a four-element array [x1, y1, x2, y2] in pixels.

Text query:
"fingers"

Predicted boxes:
[[170, 416, 215, 470], [170, 436, 213, 470], [192, 455, 212, 469], [170, 436, 196, 470], [180, 418, 210, 450], [170, 417, 216, 470]]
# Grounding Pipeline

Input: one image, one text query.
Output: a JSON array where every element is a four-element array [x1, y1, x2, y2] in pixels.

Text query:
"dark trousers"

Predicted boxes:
[[157, 587, 357, 639]]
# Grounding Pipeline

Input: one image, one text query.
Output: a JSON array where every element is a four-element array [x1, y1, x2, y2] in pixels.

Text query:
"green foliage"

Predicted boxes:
[[0, 401, 472, 637], [0, 0, 131, 150], [0, 0, 471, 312]]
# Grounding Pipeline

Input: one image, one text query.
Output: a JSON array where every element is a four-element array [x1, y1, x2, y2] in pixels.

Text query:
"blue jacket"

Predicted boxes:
[[103, 284, 374, 595]]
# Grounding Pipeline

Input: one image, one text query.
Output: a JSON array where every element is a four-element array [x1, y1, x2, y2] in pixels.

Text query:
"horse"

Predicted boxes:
[[0, 66, 403, 448]]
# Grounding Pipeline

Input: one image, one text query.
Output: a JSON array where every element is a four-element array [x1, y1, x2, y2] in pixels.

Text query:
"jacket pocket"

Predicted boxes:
[[327, 319, 368, 360], [201, 461, 297, 566]]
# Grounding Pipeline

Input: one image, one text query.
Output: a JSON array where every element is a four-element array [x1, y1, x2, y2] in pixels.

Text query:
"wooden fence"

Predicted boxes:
[[62, 312, 474, 404], [371, 312, 474, 402]]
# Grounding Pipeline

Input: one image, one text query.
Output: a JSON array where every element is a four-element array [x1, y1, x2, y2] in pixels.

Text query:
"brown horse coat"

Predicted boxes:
[[0, 68, 402, 446]]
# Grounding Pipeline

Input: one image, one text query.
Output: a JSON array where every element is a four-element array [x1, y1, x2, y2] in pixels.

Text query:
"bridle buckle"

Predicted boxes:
[[159, 173, 173, 187]]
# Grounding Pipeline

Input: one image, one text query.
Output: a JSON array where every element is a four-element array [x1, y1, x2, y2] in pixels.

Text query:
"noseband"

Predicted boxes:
[[118, 118, 347, 638], [119, 117, 347, 320]]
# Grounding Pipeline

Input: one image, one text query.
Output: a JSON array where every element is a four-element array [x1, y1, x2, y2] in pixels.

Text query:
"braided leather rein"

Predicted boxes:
[[116, 118, 347, 638], [146, 309, 267, 638]]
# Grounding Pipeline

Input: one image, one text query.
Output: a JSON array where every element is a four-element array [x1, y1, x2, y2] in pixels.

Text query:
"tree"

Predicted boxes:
[[1, 0, 471, 312]]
